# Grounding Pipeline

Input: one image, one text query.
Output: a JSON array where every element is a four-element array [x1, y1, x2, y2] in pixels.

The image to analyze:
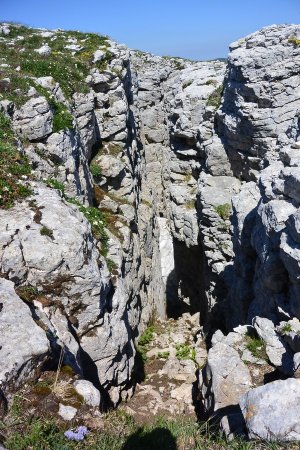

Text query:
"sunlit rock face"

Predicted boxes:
[[1, 22, 300, 420]]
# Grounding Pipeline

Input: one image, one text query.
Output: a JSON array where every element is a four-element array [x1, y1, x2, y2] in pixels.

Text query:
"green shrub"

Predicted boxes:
[[214, 203, 231, 220], [206, 84, 224, 109]]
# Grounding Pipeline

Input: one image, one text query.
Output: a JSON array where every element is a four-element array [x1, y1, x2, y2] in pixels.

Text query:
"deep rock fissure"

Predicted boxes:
[[1, 21, 300, 443]]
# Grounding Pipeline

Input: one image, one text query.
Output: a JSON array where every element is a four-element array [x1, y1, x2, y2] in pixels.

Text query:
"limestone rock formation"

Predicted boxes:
[[0, 279, 49, 395], [1, 21, 300, 444]]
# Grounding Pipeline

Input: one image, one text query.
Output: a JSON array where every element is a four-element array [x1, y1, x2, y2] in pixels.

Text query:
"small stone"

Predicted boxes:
[[34, 44, 51, 56], [58, 403, 77, 421], [73, 380, 101, 407]]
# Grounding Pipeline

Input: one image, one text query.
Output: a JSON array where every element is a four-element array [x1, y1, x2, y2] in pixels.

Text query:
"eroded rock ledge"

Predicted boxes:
[[0, 22, 300, 442]]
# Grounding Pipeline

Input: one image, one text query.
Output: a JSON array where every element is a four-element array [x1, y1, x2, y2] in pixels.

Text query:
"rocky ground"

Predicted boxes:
[[121, 313, 206, 423]]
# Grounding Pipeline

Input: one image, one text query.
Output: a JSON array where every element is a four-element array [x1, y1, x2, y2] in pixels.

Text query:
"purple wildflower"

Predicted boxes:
[[64, 425, 89, 441]]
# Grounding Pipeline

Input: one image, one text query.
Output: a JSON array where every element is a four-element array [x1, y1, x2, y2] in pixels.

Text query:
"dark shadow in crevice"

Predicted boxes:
[[263, 368, 290, 384], [166, 238, 207, 323], [80, 346, 113, 411]]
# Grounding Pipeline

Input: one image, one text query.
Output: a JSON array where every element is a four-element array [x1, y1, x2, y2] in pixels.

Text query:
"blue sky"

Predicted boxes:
[[1, 0, 300, 60]]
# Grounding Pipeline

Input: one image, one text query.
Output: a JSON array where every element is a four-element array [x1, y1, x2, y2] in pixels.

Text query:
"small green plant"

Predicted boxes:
[[205, 79, 218, 86], [15, 285, 38, 302], [90, 162, 102, 178], [46, 178, 65, 193], [206, 84, 224, 109], [139, 326, 155, 347], [107, 258, 117, 272], [214, 203, 231, 220], [289, 36, 300, 46], [40, 225, 54, 239], [245, 333, 267, 360], [157, 351, 170, 359], [51, 101, 74, 132], [280, 323, 293, 334], [175, 343, 192, 360]]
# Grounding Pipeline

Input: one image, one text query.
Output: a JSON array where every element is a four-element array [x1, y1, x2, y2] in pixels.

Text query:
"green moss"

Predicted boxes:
[[32, 383, 52, 396], [40, 225, 54, 239], [214, 203, 231, 220], [206, 84, 224, 109]]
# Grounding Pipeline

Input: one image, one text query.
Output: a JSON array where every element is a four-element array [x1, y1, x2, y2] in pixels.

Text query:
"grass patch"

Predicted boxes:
[[245, 333, 267, 360], [157, 351, 170, 359], [214, 203, 231, 220], [206, 84, 223, 109], [107, 258, 118, 272], [15, 285, 38, 302], [0, 25, 112, 102], [51, 102, 74, 132], [0, 112, 32, 208], [46, 178, 65, 193], [4, 412, 287, 450], [67, 197, 109, 256]]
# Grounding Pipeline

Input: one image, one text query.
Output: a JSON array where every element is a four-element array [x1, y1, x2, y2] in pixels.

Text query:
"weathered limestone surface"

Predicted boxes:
[[0, 278, 49, 394], [2, 23, 300, 440], [240, 379, 300, 441]]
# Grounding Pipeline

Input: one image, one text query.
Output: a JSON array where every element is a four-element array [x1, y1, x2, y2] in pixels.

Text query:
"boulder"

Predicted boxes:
[[0, 279, 49, 393], [73, 380, 101, 407], [13, 97, 53, 141], [200, 339, 252, 436], [240, 379, 300, 441]]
